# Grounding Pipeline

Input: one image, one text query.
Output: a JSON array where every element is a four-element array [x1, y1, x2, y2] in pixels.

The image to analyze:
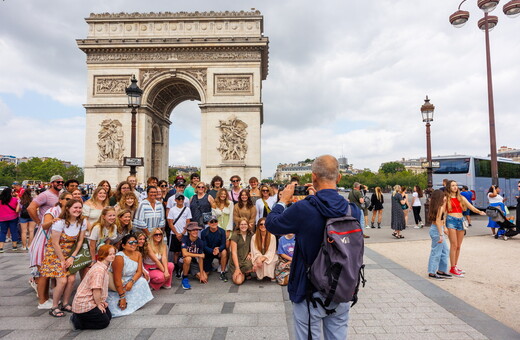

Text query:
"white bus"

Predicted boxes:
[[432, 155, 520, 209]]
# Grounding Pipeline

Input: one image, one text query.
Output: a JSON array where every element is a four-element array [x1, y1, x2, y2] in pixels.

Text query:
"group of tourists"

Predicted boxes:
[[0, 172, 297, 330]]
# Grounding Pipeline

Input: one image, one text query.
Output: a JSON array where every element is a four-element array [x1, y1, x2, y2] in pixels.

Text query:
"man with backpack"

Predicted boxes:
[[266, 155, 364, 340]]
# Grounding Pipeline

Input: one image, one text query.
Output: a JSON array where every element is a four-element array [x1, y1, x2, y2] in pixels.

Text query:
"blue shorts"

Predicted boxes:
[[446, 215, 464, 231], [462, 209, 470, 216], [19, 217, 33, 223]]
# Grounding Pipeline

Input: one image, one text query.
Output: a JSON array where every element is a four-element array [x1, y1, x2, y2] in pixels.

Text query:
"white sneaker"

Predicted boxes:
[[37, 299, 53, 309], [414, 225, 420, 229]]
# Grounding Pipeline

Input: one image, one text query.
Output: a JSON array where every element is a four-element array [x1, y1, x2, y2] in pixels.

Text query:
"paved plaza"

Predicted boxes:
[[1, 231, 519, 340]]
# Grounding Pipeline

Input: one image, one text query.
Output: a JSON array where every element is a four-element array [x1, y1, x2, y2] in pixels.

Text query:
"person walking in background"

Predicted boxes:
[[486, 185, 507, 237], [412, 185, 424, 229], [401, 186, 411, 227], [370, 187, 384, 229], [19, 188, 36, 250], [426, 190, 452, 280], [0, 187, 20, 252], [445, 180, 485, 277], [460, 186, 473, 227], [391, 185, 406, 239], [348, 182, 370, 238]]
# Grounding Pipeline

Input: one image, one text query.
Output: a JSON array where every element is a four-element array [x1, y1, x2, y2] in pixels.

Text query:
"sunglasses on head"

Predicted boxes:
[[127, 240, 138, 245]]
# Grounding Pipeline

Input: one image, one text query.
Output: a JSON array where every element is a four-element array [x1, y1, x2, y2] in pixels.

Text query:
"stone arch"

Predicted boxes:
[[78, 11, 269, 186]]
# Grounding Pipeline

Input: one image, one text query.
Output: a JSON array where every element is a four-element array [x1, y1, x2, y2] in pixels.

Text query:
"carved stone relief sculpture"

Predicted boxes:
[[94, 76, 131, 95], [97, 119, 125, 163], [217, 115, 248, 161], [214, 74, 253, 95]]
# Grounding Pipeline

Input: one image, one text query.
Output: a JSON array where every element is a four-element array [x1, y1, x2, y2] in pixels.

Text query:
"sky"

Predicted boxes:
[[1, 0, 519, 179]]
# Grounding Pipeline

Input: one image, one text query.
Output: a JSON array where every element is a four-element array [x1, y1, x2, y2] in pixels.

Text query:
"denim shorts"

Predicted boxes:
[[19, 217, 33, 223], [446, 215, 464, 231]]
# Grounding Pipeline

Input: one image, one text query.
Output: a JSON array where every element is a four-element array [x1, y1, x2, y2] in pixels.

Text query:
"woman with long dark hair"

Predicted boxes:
[[250, 218, 277, 280], [486, 185, 506, 236], [390, 185, 406, 239], [208, 176, 224, 199], [412, 185, 424, 229], [233, 189, 257, 231], [445, 180, 485, 277], [109, 181, 131, 206], [19, 188, 36, 249], [0, 187, 20, 252], [426, 190, 451, 280]]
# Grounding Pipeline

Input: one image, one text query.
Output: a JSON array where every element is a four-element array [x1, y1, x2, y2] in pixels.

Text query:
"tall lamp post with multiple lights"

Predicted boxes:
[[421, 96, 435, 226], [449, 0, 520, 186], [125, 75, 143, 177]]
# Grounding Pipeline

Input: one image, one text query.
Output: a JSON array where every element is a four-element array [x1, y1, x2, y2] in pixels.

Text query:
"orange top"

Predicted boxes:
[[448, 197, 463, 214]]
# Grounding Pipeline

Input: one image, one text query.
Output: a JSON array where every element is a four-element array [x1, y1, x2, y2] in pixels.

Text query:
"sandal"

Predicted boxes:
[[398, 235, 405, 239], [392, 232, 397, 238], [49, 307, 65, 318], [60, 303, 72, 313]]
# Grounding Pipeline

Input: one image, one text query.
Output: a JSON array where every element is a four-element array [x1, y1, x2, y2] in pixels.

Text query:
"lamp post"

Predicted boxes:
[[125, 75, 143, 176], [449, 0, 520, 186], [421, 96, 435, 226]]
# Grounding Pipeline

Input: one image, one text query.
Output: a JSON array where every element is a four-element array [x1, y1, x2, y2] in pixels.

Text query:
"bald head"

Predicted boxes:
[[312, 155, 340, 182]]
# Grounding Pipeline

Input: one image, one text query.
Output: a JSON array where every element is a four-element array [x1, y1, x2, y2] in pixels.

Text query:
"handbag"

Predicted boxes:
[[68, 239, 92, 274], [462, 219, 469, 230]]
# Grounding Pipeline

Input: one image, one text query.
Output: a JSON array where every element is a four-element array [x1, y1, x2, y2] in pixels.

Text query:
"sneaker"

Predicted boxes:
[[12, 246, 18, 251], [162, 285, 172, 289], [414, 225, 420, 229], [420, 223, 425, 228], [5, 237, 11, 243], [449, 267, 464, 277], [181, 278, 191, 290], [428, 273, 445, 280], [38, 299, 53, 309], [468, 224, 472, 227], [436, 271, 453, 279], [363, 234, 370, 238], [175, 270, 182, 279], [219, 272, 228, 282], [0, 248, 4, 253], [454, 266, 466, 274]]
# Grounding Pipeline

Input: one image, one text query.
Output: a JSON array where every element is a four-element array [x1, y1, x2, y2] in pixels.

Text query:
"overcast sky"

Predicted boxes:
[[1, 0, 519, 179]]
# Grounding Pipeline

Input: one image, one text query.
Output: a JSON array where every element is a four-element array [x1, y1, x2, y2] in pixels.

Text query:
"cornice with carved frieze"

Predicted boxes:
[[87, 10, 262, 20]]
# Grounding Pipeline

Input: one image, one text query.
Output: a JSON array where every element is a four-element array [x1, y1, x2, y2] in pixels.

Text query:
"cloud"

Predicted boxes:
[[1, 0, 519, 179]]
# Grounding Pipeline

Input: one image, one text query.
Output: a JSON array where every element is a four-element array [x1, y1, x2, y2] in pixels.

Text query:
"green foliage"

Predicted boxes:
[[168, 167, 178, 184], [339, 171, 427, 191], [380, 161, 405, 174], [0, 158, 83, 186]]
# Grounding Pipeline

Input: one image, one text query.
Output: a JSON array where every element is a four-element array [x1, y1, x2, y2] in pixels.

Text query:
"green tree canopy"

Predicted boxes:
[[380, 161, 405, 174]]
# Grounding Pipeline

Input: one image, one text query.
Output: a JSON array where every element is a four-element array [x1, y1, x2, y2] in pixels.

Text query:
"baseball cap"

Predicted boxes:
[[50, 175, 64, 182], [176, 181, 186, 187], [175, 175, 185, 182], [208, 215, 218, 223], [174, 193, 185, 200], [186, 222, 202, 231]]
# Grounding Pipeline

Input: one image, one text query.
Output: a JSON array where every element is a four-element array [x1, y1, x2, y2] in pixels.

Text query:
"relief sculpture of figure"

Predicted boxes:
[[98, 119, 125, 163], [217, 116, 248, 161]]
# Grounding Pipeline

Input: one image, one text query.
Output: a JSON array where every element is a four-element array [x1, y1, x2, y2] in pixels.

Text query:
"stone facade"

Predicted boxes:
[[78, 11, 269, 185]]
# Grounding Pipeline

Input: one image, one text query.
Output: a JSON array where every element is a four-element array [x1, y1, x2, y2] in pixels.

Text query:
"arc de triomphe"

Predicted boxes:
[[77, 11, 269, 185]]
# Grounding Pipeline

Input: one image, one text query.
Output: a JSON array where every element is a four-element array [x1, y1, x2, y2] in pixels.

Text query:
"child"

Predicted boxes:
[[275, 233, 295, 285], [427, 190, 452, 280]]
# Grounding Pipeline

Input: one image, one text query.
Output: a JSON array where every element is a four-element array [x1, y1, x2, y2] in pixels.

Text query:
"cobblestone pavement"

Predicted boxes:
[[1, 245, 518, 339]]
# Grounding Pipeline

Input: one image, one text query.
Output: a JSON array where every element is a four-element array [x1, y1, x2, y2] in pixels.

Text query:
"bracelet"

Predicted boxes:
[[119, 292, 125, 297], [129, 279, 135, 284], [119, 297, 126, 300], [71, 255, 77, 259]]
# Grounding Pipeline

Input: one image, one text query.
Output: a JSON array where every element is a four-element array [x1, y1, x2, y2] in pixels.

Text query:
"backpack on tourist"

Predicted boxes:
[[307, 204, 366, 310]]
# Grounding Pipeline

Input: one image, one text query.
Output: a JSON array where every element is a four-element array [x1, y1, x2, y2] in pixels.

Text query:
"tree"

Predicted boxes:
[[0, 161, 17, 186], [17, 158, 83, 183], [168, 167, 178, 184], [380, 162, 405, 174]]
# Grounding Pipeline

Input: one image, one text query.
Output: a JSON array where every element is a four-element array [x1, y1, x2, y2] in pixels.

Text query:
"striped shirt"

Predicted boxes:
[[72, 261, 109, 314], [133, 200, 165, 231]]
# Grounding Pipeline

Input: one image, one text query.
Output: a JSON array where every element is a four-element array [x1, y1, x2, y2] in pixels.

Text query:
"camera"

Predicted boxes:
[[294, 185, 309, 196]]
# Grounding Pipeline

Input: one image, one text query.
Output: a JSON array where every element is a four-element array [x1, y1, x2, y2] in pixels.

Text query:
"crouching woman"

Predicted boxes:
[[70, 244, 116, 330]]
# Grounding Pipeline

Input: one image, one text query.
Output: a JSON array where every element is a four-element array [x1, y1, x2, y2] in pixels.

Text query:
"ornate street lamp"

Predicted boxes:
[[421, 96, 435, 226], [449, 0, 519, 186], [125, 75, 143, 176]]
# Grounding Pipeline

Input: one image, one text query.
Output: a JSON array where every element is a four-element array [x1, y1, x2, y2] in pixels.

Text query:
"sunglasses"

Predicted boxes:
[[209, 220, 218, 224], [258, 223, 266, 226], [261, 190, 269, 192], [160, 185, 168, 187], [231, 180, 240, 182], [64, 198, 71, 201], [154, 233, 163, 237], [127, 240, 138, 245], [197, 186, 205, 189], [55, 181, 64, 184]]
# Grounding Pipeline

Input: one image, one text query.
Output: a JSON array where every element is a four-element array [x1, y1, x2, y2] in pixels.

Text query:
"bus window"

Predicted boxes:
[[433, 158, 470, 174], [474, 159, 491, 177]]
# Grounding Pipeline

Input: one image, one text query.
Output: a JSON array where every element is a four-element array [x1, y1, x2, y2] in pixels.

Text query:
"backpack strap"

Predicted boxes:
[[351, 264, 366, 308]]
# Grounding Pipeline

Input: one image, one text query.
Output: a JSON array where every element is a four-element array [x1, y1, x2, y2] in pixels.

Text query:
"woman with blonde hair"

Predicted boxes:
[[370, 187, 384, 229], [113, 209, 133, 246], [444, 180, 485, 277], [190, 181, 214, 227], [114, 192, 138, 218], [211, 188, 234, 238], [250, 217, 277, 280], [255, 185, 276, 223], [82, 187, 109, 227], [87, 207, 118, 262], [144, 228, 174, 290], [390, 185, 406, 239]]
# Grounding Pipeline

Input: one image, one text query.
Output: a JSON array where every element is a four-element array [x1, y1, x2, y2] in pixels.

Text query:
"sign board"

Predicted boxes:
[[421, 161, 440, 168], [124, 157, 144, 167]]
